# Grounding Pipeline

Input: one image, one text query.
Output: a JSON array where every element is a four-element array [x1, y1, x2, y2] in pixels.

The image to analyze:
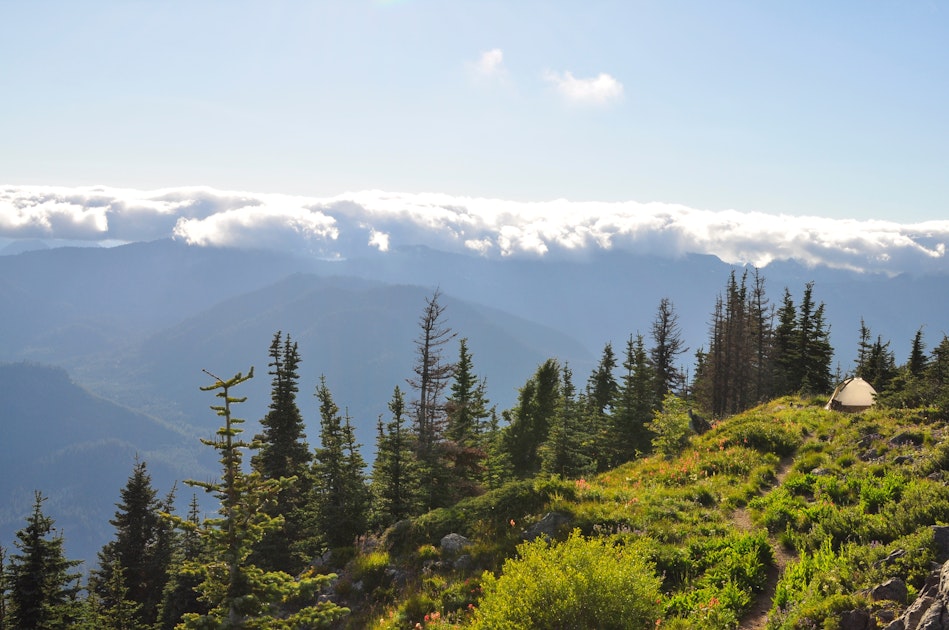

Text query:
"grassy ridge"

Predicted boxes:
[[342, 398, 948, 629]]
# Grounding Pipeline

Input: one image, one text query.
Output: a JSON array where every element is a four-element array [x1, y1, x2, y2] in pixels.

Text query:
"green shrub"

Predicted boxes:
[[472, 530, 662, 629]]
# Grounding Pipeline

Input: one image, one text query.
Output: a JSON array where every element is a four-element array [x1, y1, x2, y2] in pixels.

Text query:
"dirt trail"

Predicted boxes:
[[736, 457, 795, 630]]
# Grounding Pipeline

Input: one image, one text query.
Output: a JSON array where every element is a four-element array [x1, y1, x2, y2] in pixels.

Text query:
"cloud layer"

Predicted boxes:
[[2, 185, 947, 275]]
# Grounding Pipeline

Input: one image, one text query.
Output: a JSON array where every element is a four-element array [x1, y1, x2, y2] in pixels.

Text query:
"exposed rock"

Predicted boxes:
[[890, 432, 925, 447], [838, 608, 871, 630], [859, 434, 883, 448], [887, 562, 949, 630], [453, 554, 473, 572], [440, 533, 472, 556], [895, 455, 915, 465], [872, 578, 908, 604], [521, 512, 572, 541], [875, 549, 907, 569], [934, 527, 949, 562]]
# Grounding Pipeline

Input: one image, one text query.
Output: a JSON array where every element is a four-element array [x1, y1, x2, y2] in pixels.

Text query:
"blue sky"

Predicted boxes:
[[3, 1, 947, 223]]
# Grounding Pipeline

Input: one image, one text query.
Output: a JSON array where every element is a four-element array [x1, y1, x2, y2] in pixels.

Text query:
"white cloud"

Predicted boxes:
[[471, 48, 505, 78], [2, 185, 949, 275], [544, 70, 623, 105]]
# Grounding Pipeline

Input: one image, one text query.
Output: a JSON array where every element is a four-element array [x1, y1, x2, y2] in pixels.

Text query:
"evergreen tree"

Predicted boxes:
[[481, 409, 513, 490], [251, 331, 313, 575], [772, 288, 799, 395], [93, 458, 172, 628], [609, 334, 656, 465], [370, 387, 418, 528], [908, 327, 928, 377], [312, 376, 368, 549], [540, 364, 592, 478], [650, 297, 687, 401], [444, 338, 490, 497], [407, 289, 456, 510], [156, 494, 207, 630], [445, 338, 490, 448], [501, 358, 561, 478], [86, 560, 146, 630], [5, 491, 83, 630], [798, 286, 833, 393], [174, 368, 347, 628], [0, 545, 8, 630], [647, 394, 692, 458], [586, 343, 618, 471]]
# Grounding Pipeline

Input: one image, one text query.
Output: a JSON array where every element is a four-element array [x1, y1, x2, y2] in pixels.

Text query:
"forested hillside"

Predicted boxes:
[[3, 263, 949, 629]]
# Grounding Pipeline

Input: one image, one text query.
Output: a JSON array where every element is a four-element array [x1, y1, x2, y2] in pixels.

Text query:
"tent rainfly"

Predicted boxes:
[[825, 377, 878, 413]]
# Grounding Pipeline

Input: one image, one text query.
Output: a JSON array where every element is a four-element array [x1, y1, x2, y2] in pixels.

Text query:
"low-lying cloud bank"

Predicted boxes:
[[2, 185, 947, 275]]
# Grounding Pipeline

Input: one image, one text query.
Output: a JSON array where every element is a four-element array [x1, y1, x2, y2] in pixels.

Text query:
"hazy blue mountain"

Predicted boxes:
[[109, 274, 594, 448], [3, 238, 949, 566], [0, 362, 211, 565]]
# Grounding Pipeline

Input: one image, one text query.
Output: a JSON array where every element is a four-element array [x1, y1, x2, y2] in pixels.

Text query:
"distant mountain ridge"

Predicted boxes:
[[2, 239, 948, 566]]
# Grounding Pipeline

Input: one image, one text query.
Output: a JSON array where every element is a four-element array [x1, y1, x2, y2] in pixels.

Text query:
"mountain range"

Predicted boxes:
[[2, 237, 948, 564]]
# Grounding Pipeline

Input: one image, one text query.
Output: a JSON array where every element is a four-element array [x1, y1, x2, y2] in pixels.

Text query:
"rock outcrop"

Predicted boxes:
[[883, 562, 949, 630]]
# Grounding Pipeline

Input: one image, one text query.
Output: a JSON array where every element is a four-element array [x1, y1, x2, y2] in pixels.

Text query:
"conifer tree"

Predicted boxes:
[[650, 298, 687, 401], [407, 289, 456, 510], [798, 285, 833, 393], [481, 409, 513, 490], [610, 333, 657, 464], [312, 376, 369, 549], [908, 327, 928, 378], [156, 494, 207, 630], [501, 358, 561, 478], [445, 338, 490, 449], [370, 387, 418, 528], [93, 458, 173, 628], [772, 288, 799, 395], [0, 545, 8, 630], [251, 331, 313, 575], [6, 491, 83, 629], [540, 364, 591, 478], [174, 368, 347, 629], [586, 343, 618, 471], [444, 338, 491, 496], [84, 560, 146, 630]]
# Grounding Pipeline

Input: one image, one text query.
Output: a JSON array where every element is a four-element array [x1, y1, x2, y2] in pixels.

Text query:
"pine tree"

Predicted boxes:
[[908, 327, 928, 377], [586, 343, 618, 471], [444, 338, 491, 497], [86, 560, 147, 630], [0, 545, 8, 630], [251, 331, 313, 575], [407, 289, 457, 511], [175, 368, 348, 628], [610, 334, 657, 464], [481, 409, 514, 490], [370, 387, 419, 528], [6, 491, 83, 630], [540, 364, 591, 478], [501, 358, 561, 478], [798, 285, 833, 393], [312, 376, 368, 549], [771, 288, 797, 394], [93, 458, 172, 628], [650, 298, 687, 401], [156, 494, 208, 630]]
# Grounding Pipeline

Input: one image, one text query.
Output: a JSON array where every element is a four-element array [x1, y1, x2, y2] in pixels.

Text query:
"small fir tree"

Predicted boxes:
[[312, 376, 369, 549], [250, 331, 314, 575], [6, 491, 83, 630], [370, 387, 419, 528], [93, 458, 173, 628], [173, 368, 347, 629]]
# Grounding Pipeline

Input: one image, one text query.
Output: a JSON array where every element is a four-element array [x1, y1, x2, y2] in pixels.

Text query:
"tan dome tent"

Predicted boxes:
[[825, 377, 877, 413]]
